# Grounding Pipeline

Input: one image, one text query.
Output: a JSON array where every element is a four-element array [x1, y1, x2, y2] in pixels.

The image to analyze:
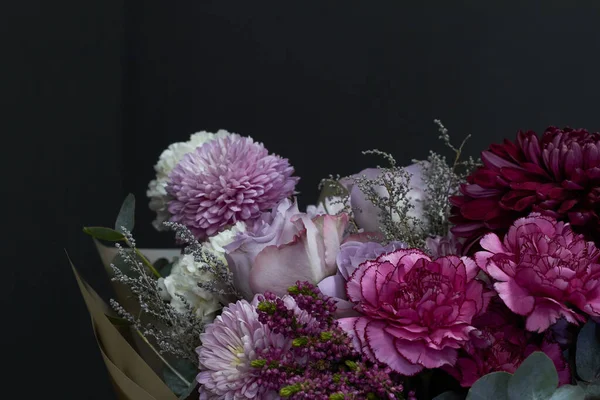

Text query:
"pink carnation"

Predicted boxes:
[[475, 213, 600, 332], [338, 249, 488, 375], [445, 299, 570, 387]]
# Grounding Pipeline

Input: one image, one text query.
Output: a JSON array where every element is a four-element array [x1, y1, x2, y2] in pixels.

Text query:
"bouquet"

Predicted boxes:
[[72, 123, 600, 400]]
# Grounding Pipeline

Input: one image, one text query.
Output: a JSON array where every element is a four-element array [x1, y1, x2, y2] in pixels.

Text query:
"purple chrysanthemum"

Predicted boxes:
[[196, 299, 286, 400], [167, 134, 299, 239]]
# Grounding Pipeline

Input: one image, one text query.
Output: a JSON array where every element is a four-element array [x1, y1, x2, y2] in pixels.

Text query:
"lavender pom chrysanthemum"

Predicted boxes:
[[167, 134, 299, 239]]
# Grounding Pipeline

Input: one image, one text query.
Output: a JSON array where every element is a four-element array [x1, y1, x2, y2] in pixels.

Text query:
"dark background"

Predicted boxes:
[[5, 1, 600, 398]]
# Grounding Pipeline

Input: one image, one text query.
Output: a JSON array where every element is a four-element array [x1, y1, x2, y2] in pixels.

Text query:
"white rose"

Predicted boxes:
[[161, 254, 223, 322], [147, 130, 232, 231]]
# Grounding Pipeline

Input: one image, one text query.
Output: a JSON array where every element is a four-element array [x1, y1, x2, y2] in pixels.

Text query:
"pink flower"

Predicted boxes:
[[225, 198, 349, 299], [445, 299, 570, 387], [475, 213, 600, 332], [338, 249, 488, 375], [318, 239, 406, 317], [167, 134, 298, 239], [196, 298, 286, 399]]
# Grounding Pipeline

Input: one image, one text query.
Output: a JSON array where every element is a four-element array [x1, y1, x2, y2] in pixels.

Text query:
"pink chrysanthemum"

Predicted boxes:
[[196, 299, 287, 400], [475, 213, 600, 332], [167, 134, 299, 239]]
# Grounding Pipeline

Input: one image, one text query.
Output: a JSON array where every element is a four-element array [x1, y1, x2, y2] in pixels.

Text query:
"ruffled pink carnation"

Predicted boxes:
[[167, 134, 298, 239], [475, 213, 600, 332], [445, 299, 570, 387], [338, 249, 489, 375]]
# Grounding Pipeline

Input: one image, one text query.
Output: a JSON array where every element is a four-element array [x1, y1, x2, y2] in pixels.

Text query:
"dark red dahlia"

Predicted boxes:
[[451, 127, 600, 250]]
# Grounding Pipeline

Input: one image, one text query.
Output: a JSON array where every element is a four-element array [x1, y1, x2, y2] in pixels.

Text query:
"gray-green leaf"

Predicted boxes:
[[115, 193, 136, 232], [83, 226, 125, 241], [467, 371, 511, 400], [548, 384, 585, 400], [577, 380, 600, 400], [508, 351, 558, 400], [163, 359, 197, 397], [433, 391, 464, 400], [576, 320, 600, 383]]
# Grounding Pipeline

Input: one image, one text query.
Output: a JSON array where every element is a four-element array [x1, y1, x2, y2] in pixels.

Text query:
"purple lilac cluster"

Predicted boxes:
[[250, 282, 416, 400]]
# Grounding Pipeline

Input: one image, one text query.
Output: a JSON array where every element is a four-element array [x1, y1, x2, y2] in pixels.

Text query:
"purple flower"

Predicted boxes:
[[166, 134, 299, 239], [475, 212, 600, 332], [338, 250, 488, 375], [318, 239, 406, 317], [425, 233, 463, 258], [196, 298, 286, 399], [225, 198, 349, 300]]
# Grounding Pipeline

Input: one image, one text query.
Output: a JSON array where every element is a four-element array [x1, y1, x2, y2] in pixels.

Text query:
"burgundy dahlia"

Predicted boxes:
[[167, 134, 299, 239], [475, 213, 600, 332], [451, 127, 600, 248], [338, 249, 489, 375]]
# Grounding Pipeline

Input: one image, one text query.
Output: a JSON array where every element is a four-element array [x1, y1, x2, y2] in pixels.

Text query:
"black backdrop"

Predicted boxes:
[[6, 1, 600, 398]]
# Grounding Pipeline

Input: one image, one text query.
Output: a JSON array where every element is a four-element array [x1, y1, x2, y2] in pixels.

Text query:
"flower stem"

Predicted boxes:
[[134, 247, 162, 278], [134, 328, 191, 387]]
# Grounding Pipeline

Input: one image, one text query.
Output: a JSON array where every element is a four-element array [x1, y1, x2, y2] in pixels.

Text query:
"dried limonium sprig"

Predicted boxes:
[[352, 149, 428, 248], [109, 225, 244, 368], [418, 120, 481, 237], [163, 221, 242, 299]]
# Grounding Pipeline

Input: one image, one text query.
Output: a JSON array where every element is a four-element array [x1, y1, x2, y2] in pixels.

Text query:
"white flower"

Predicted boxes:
[[207, 221, 247, 254], [161, 254, 223, 322], [147, 130, 232, 231]]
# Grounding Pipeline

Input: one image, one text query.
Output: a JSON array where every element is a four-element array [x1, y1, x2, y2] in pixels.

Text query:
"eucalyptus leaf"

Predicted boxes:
[[163, 359, 197, 397], [466, 371, 511, 400], [115, 193, 136, 232], [155, 258, 173, 277], [548, 384, 585, 400], [578, 380, 600, 400], [177, 382, 198, 400], [508, 352, 558, 400], [576, 320, 600, 382], [83, 226, 125, 241], [433, 391, 464, 400]]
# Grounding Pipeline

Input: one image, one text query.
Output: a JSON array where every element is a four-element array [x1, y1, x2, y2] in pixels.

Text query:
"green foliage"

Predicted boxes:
[[163, 358, 197, 397], [83, 226, 125, 241], [115, 193, 135, 232], [433, 391, 465, 400], [465, 352, 584, 400], [467, 372, 511, 400], [577, 320, 600, 383]]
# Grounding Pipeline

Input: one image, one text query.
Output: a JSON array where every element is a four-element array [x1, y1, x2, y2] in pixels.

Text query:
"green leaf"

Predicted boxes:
[[155, 258, 173, 277], [577, 380, 600, 399], [577, 320, 600, 382], [177, 382, 197, 400], [163, 359, 197, 397], [433, 391, 464, 400], [467, 371, 511, 400], [508, 351, 558, 400], [83, 226, 125, 241], [115, 193, 136, 232], [548, 384, 585, 400]]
